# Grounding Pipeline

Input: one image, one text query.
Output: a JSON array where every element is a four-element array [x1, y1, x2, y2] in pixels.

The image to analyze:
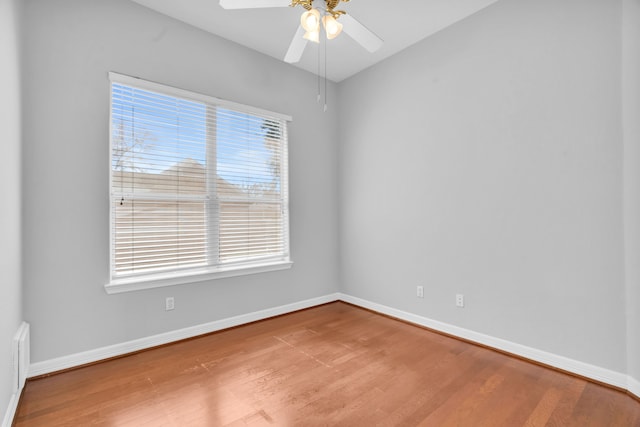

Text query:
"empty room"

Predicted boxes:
[[2, 0, 640, 425]]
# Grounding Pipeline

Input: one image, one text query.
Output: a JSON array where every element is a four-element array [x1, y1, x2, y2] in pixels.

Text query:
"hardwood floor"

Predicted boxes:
[[14, 302, 640, 426]]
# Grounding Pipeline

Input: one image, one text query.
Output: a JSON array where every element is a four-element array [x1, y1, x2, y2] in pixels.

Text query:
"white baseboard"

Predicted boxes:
[[26, 291, 636, 398], [338, 293, 629, 390], [629, 376, 640, 399], [29, 293, 340, 377], [1, 392, 20, 427]]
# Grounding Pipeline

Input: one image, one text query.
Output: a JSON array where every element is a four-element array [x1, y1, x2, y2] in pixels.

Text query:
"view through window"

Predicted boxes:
[[109, 73, 290, 284]]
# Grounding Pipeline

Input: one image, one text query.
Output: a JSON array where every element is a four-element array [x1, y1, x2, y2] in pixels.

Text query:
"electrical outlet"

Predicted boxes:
[[417, 286, 424, 298], [165, 297, 175, 311], [456, 294, 464, 308]]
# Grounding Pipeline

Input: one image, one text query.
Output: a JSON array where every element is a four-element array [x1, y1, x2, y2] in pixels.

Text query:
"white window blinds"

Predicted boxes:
[[109, 73, 290, 284]]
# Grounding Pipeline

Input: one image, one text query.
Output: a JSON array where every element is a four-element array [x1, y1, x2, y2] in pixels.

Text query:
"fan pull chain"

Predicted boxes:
[[324, 31, 328, 112], [317, 31, 322, 103], [314, 10, 328, 111]]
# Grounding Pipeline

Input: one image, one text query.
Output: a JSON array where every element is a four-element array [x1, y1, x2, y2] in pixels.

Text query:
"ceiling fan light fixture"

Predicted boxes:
[[303, 29, 320, 43], [301, 8, 321, 32], [322, 15, 343, 39]]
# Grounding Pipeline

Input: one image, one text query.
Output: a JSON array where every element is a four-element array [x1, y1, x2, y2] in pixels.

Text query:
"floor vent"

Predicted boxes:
[[13, 322, 30, 393]]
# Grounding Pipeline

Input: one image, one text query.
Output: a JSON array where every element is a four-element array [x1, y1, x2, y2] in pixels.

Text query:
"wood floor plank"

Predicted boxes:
[[14, 302, 640, 426]]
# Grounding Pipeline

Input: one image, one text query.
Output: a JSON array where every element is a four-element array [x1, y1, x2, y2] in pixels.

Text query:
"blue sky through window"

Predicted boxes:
[[111, 84, 279, 188]]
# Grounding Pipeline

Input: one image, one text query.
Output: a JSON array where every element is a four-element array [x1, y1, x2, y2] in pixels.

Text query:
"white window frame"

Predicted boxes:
[[105, 72, 292, 294]]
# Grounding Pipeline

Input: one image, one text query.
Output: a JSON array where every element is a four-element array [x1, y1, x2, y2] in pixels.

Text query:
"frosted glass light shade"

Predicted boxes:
[[322, 15, 343, 39], [301, 8, 320, 32], [303, 29, 320, 43]]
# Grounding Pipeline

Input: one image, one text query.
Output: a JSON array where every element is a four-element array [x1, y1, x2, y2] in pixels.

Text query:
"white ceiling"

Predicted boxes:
[[130, 0, 500, 82]]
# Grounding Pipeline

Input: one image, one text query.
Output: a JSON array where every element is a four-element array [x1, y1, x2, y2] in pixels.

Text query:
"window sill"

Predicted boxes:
[[104, 260, 293, 294]]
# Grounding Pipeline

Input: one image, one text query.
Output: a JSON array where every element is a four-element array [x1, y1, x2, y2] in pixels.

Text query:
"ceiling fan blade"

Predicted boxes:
[[284, 25, 308, 63], [341, 14, 383, 53], [219, 0, 291, 9]]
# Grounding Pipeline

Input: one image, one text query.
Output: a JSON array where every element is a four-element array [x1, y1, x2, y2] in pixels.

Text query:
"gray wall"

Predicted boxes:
[[22, 0, 339, 363], [338, 0, 627, 372], [0, 0, 23, 418], [624, 0, 640, 383]]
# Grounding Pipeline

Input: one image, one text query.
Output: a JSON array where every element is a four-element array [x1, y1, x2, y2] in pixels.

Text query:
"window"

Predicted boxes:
[[107, 73, 292, 293]]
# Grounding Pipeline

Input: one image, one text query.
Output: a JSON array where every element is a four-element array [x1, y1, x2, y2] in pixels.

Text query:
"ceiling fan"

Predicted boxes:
[[219, 0, 383, 63]]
